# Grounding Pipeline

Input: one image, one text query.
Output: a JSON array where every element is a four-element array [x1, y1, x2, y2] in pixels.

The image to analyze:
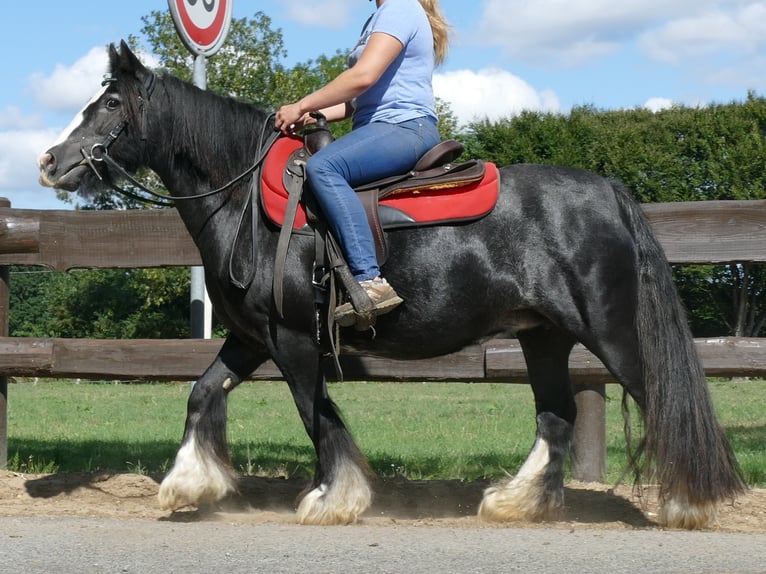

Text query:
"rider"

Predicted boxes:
[[275, 0, 451, 323]]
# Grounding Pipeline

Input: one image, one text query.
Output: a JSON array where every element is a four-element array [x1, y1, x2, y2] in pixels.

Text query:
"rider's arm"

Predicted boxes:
[[310, 102, 352, 124], [276, 32, 403, 134], [283, 103, 350, 132]]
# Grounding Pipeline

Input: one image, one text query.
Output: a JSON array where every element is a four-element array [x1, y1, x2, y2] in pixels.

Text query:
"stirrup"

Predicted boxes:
[[335, 278, 403, 327]]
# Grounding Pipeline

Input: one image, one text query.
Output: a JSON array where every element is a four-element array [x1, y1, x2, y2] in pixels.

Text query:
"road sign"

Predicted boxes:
[[168, 0, 233, 57]]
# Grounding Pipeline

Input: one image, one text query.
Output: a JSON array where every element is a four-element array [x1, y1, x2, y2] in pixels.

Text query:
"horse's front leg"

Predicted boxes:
[[158, 334, 267, 511], [273, 332, 372, 525]]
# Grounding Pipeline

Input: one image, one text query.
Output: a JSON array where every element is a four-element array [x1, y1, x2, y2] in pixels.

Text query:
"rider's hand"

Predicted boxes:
[[276, 102, 311, 135]]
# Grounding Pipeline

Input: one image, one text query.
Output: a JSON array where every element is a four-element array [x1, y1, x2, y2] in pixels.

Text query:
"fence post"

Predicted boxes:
[[0, 197, 10, 468], [571, 383, 606, 482]]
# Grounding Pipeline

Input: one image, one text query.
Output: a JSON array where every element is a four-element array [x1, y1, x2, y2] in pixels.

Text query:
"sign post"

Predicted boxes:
[[168, 0, 232, 339]]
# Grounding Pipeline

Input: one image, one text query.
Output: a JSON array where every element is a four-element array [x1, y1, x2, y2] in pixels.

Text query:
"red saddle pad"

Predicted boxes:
[[261, 136, 499, 230]]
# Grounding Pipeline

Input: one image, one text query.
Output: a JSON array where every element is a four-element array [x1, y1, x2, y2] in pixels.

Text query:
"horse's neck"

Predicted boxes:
[[151, 79, 268, 195], [145, 80, 278, 274]]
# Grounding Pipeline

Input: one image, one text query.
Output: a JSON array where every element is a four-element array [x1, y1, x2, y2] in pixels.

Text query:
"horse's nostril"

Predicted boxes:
[[37, 152, 55, 173]]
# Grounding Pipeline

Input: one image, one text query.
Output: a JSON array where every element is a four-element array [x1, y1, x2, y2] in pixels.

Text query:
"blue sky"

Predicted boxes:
[[2, 0, 765, 210]]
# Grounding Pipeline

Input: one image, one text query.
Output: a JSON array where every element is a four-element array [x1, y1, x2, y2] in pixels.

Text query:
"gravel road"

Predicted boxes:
[[2, 515, 765, 574]]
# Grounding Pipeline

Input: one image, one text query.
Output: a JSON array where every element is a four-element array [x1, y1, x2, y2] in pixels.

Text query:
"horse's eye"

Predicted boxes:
[[105, 98, 120, 110]]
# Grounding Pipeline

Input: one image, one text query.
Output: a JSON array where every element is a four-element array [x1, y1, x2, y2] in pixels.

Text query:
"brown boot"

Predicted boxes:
[[335, 277, 403, 326]]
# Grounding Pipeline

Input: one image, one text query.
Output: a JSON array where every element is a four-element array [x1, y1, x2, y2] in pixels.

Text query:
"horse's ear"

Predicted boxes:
[[108, 43, 120, 74], [111, 39, 147, 77]]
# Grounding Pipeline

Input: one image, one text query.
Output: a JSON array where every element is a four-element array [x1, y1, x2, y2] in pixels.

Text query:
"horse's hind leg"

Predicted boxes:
[[158, 334, 266, 511], [273, 335, 372, 525], [480, 325, 575, 522]]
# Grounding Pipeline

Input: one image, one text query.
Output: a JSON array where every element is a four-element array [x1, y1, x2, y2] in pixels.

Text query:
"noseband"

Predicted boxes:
[[79, 72, 278, 207]]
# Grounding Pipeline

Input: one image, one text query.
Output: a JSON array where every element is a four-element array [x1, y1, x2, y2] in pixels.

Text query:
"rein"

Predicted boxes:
[[79, 72, 280, 207]]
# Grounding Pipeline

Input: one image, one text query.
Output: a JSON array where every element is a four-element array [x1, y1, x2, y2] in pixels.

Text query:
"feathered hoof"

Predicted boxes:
[[157, 437, 238, 511], [658, 498, 717, 530], [295, 485, 367, 525], [158, 474, 236, 511], [295, 462, 372, 525], [478, 478, 563, 522]]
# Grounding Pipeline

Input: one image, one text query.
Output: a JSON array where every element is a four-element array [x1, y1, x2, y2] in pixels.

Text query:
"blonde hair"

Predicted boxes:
[[418, 0, 451, 66]]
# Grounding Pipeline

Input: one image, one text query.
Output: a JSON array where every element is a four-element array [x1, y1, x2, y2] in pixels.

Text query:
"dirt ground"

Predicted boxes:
[[1, 470, 765, 532]]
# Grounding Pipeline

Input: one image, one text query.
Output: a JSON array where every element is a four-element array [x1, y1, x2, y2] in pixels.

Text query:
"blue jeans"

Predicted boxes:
[[306, 117, 441, 281]]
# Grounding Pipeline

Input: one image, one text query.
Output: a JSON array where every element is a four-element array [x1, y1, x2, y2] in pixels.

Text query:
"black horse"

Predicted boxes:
[[38, 42, 744, 528]]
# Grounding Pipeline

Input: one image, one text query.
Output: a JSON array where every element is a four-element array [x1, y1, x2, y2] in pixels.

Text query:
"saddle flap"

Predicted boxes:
[[262, 136, 309, 230]]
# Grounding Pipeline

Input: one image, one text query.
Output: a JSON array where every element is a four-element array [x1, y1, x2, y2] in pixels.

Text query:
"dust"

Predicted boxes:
[[1, 471, 764, 532]]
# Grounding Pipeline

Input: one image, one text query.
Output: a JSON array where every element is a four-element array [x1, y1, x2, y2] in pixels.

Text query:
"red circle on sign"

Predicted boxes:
[[169, 0, 232, 56], [177, 0, 227, 46]]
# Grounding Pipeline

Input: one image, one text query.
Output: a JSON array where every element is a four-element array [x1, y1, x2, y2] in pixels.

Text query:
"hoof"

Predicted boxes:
[[296, 461, 372, 525], [480, 432, 563, 522], [658, 498, 717, 530], [158, 437, 238, 511], [478, 476, 562, 522]]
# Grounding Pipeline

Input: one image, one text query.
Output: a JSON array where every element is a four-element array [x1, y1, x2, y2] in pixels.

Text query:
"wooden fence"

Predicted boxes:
[[1, 198, 766, 480]]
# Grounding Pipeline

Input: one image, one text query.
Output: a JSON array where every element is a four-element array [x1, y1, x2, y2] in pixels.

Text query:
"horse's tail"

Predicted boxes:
[[614, 182, 746, 529]]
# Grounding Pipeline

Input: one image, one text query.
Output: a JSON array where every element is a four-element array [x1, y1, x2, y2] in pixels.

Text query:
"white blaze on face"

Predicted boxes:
[[51, 85, 108, 147]]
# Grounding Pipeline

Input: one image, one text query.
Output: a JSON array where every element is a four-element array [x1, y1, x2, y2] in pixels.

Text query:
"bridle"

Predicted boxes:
[[78, 72, 279, 207]]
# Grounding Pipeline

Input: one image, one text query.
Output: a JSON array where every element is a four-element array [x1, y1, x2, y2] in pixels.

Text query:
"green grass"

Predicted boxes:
[[5, 379, 766, 486], [703, 379, 766, 485]]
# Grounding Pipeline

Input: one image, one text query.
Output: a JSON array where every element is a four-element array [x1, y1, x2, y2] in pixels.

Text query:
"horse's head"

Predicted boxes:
[[38, 40, 156, 191]]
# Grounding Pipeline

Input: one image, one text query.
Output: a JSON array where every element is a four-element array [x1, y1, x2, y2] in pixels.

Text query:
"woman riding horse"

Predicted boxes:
[[276, 0, 450, 325]]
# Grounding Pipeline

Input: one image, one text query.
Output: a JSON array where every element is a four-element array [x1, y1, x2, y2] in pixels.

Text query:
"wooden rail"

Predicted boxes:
[[1, 199, 766, 271], [1, 336, 764, 382], [1, 198, 766, 479]]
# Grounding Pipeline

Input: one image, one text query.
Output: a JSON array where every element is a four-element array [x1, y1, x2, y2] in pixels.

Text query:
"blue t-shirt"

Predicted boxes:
[[348, 0, 436, 128]]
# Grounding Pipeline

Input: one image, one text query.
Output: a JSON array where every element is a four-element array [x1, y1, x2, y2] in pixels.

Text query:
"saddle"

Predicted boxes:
[[263, 122, 499, 359], [261, 136, 499, 264]]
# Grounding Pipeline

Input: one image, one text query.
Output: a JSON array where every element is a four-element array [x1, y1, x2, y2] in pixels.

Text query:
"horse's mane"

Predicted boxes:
[[159, 74, 273, 182]]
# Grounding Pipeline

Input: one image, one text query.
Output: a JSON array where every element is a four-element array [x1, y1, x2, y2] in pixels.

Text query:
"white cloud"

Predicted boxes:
[[474, 0, 709, 65], [639, 3, 766, 63], [0, 106, 44, 131], [0, 45, 165, 210], [27, 46, 109, 112], [473, 0, 765, 69], [25, 45, 159, 115], [632, 3, 766, 93], [280, 0, 361, 29], [0, 45, 124, 208], [0, 127, 66, 209], [643, 97, 674, 112], [434, 68, 560, 126]]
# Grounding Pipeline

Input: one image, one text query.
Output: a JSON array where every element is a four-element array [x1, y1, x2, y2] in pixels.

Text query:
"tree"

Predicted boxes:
[[10, 267, 191, 339], [134, 10, 290, 108], [674, 263, 766, 338], [9, 267, 57, 337]]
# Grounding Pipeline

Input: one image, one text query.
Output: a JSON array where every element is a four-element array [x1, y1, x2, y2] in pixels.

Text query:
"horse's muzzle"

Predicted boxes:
[[37, 150, 87, 190]]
